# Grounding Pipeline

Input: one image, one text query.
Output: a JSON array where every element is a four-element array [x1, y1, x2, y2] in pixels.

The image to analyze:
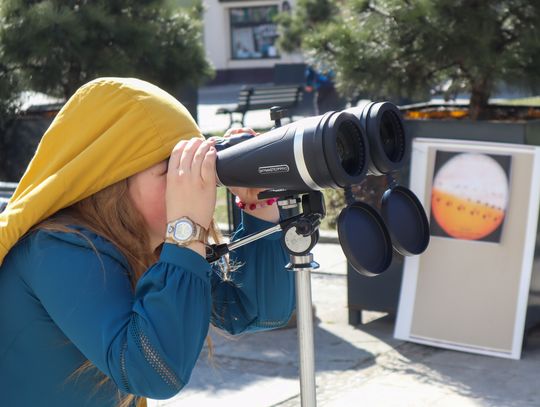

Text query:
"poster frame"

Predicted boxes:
[[394, 138, 540, 359]]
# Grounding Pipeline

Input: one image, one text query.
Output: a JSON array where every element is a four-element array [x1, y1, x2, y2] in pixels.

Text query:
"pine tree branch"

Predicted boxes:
[[366, 1, 391, 18], [424, 62, 462, 81]]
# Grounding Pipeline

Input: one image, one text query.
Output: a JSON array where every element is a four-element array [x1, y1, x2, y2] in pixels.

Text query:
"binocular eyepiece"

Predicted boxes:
[[346, 101, 408, 176], [215, 101, 409, 190]]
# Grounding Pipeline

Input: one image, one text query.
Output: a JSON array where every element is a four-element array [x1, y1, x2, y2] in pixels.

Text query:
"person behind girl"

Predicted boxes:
[[0, 77, 295, 407]]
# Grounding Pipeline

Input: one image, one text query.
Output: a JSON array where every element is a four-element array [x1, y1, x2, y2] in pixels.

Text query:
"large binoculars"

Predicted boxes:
[[214, 101, 429, 276]]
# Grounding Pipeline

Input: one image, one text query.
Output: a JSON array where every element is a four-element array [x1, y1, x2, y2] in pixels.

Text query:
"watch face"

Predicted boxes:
[[174, 220, 194, 241]]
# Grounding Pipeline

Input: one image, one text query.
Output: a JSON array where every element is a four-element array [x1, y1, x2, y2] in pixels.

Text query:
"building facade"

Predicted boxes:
[[203, 0, 304, 84]]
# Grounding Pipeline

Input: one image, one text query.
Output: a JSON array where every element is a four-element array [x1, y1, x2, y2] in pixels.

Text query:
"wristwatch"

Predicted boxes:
[[165, 217, 208, 247]]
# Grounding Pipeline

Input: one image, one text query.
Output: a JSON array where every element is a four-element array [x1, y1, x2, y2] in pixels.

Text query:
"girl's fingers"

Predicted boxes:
[[224, 127, 257, 137], [191, 141, 212, 179], [179, 138, 203, 174], [201, 147, 217, 184], [168, 140, 188, 173]]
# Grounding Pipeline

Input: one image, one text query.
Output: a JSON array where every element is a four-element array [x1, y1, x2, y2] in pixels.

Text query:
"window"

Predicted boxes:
[[230, 6, 279, 60]]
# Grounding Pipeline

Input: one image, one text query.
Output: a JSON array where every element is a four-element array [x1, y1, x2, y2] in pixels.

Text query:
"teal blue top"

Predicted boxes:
[[0, 212, 295, 406]]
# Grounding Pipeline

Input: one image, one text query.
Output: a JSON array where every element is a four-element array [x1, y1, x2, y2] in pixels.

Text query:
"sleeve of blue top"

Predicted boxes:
[[210, 211, 296, 335], [26, 231, 212, 400]]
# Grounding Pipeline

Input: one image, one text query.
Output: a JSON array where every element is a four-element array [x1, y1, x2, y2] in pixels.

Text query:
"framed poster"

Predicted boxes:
[[395, 138, 540, 359]]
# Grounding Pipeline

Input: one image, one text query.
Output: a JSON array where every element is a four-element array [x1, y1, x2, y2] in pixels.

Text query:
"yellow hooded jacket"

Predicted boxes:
[[0, 77, 201, 265]]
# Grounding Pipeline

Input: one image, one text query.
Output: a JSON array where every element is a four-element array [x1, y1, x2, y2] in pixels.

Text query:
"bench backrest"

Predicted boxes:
[[237, 85, 303, 111], [235, 87, 254, 108]]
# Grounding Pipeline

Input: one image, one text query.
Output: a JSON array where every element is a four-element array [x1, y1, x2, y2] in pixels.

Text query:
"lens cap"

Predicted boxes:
[[337, 202, 393, 276], [380, 186, 430, 256]]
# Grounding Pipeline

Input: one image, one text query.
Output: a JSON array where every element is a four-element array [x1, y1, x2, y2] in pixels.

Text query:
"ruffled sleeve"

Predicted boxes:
[[24, 230, 212, 400], [210, 211, 296, 334]]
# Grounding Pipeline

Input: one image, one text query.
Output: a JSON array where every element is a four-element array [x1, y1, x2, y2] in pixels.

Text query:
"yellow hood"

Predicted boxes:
[[0, 77, 202, 265]]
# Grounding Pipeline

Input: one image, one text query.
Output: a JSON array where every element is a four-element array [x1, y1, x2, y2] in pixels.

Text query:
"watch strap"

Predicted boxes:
[[164, 237, 207, 246], [192, 224, 209, 242]]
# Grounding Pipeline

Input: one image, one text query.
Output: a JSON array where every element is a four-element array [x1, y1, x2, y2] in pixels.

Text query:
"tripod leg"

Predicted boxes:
[[296, 268, 317, 407]]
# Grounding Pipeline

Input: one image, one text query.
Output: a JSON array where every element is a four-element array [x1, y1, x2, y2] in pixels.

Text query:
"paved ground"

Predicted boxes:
[[146, 86, 540, 407], [149, 242, 540, 407]]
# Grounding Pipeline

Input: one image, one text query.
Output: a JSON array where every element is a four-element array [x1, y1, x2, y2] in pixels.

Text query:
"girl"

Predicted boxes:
[[0, 77, 295, 406]]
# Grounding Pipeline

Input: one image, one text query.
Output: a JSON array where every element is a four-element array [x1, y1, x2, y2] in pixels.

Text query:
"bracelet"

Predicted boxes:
[[235, 196, 278, 211]]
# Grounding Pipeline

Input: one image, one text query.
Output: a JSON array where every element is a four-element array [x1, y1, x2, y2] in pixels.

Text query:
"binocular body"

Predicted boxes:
[[213, 101, 429, 277], [215, 101, 408, 191]]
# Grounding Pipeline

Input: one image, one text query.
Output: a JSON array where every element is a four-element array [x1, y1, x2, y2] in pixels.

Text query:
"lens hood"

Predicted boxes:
[[346, 101, 409, 175], [320, 111, 369, 188]]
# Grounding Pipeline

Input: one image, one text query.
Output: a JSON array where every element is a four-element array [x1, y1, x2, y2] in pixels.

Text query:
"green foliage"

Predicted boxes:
[[322, 188, 345, 230], [0, 60, 20, 130], [0, 44, 21, 165], [276, 0, 338, 53], [0, 2, 20, 122], [279, 0, 540, 119], [0, 0, 213, 99], [0, 80, 20, 180]]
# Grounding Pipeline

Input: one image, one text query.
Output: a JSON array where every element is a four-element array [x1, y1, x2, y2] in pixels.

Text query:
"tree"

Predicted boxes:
[[278, 0, 540, 119], [0, 0, 212, 182], [0, 1, 21, 129], [0, 0, 213, 100], [0, 55, 19, 130], [0, 42, 22, 180]]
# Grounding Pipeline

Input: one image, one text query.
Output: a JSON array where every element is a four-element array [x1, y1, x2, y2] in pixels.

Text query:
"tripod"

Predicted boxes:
[[206, 190, 325, 407]]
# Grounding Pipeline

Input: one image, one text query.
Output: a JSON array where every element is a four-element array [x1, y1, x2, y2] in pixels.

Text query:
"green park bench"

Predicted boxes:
[[216, 84, 304, 127]]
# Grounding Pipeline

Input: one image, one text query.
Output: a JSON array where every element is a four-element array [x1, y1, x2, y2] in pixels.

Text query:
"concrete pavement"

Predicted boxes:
[[149, 241, 540, 407]]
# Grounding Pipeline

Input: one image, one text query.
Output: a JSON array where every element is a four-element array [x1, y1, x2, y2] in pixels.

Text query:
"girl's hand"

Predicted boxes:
[[166, 137, 217, 230], [221, 127, 280, 223]]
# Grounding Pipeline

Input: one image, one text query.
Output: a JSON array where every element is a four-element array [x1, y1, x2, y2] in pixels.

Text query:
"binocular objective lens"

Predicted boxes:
[[380, 110, 406, 163], [336, 121, 365, 177]]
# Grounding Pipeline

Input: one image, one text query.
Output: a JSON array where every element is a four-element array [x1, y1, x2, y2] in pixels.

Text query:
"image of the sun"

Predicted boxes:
[[431, 153, 509, 240]]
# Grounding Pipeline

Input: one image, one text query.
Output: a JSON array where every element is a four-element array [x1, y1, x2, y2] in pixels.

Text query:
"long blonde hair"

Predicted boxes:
[[33, 178, 224, 407]]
